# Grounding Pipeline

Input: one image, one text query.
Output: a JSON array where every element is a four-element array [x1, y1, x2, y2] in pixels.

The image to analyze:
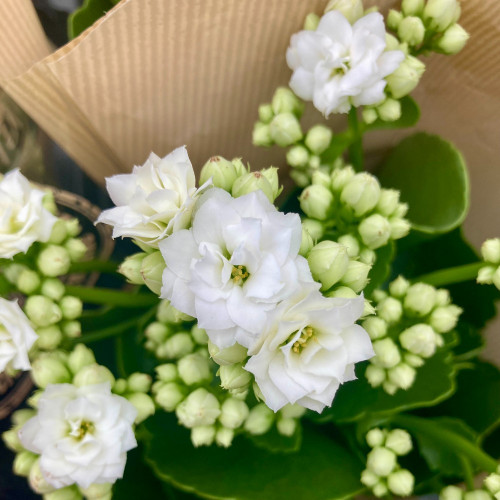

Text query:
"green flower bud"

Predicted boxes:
[[64, 219, 81, 238], [404, 283, 437, 316], [440, 486, 464, 500], [386, 55, 425, 99], [200, 156, 238, 191], [387, 9, 403, 31], [219, 398, 249, 429], [477, 265, 496, 285], [36, 325, 62, 350], [157, 300, 193, 323], [17, 269, 41, 295], [160, 333, 195, 359], [271, 87, 304, 116], [385, 428, 413, 455], [361, 469, 379, 488], [307, 241, 350, 290], [2, 427, 23, 452], [269, 113, 303, 147], [4, 264, 27, 284], [337, 234, 360, 258], [62, 320, 81, 339], [299, 227, 315, 257], [252, 122, 273, 147], [44, 487, 84, 500], [389, 275, 410, 298], [12, 408, 36, 426], [127, 392, 155, 424], [339, 260, 371, 293], [191, 425, 216, 447], [208, 341, 247, 366], [140, 251, 166, 295], [367, 447, 397, 477], [377, 98, 402, 122], [73, 363, 115, 387], [37, 245, 71, 277], [324, 0, 364, 23], [25, 295, 62, 327], [280, 404, 306, 419], [400, 324, 437, 358], [261, 167, 282, 200], [145, 321, 169, 344], [365, 364, 386, 387], [178, 353, 212, 385], [65, 238, 87, 262], [299, 184, 334, 220], [191, 325, 208, 345], [482, 238, 500, 264], [244, 403, 275, 435], [258, 104, 273, 124], [305, 125, 333, 155], [59, 296, 83, 320], [312, 170, 331, 189], [40, 279, 65, 301], [485, 473, 500, 494], [359, 248, 376, 266], [388, 469, 415, 496], [31, 353, 71, 388], [29, 459, 55, 494], [388, 363, 416, 390], [398, 16, 425, 46], [232, 171, 274, 203], [155, 382, 186, 411], [277, 417, 297, 437], [331, 165, 355, 192], [79, 483, 112, 499], [362, 107, 378, 125], [119, 252, 146, 285], [429, 305, 462, 333], [464, 491, 492, 500], [341, 173, 381, 217], [231, 158, 248, 177], [219, 363, 252, 390], [373, 482, 389, 498], [402, 0, 424, 15], [27, 390, 43, 409], [423, 0, 461, 32], [301, 218, 325, 241], [362, 317, 387, 340], [389, 217, 411, 239], [216, 427, 234, 447], [13, 450, 37, 477], [287, 145, 309, 168], [366, 428, 386, 448], [372, 338, 401, 368], [303, 12, 320, 31], [113, 379, 128, 394], [48, 219, 68, 245], [127, 372, 152, 392], [309, 155, 321, 170], [405, 352, 424, 367], [155, 363, 178, 382], [377, 297, 403, 324], [290, 170, 311, 188], [176, 388, 221, 428], [358, 214, 391, 249]]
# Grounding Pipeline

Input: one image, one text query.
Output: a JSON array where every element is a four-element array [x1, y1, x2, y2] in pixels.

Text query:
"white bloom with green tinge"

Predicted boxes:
[[0, 298, 38, 373], [97, 146, 210, 248], [286, 11, 404, 116], [19, 382, 137, 489], [0, 169, 57, 259]]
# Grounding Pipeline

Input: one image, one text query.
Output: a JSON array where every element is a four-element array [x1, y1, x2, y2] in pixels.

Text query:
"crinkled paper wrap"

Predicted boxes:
[[0, 0, 499, 361]]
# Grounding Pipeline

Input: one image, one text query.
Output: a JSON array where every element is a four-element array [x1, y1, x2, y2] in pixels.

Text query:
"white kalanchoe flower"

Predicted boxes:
[[286, 11, 404, 116], [0, 169, 57, 259], [245, 284, 373, 412], [160, 187, 313, 350], [18, 382, 137, 489], [0, 298, 38, 373], [97, 146, 210, 248]]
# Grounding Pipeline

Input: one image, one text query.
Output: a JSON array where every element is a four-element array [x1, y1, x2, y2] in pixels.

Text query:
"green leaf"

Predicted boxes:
[[377, 133, 469, 234], [143, 413, 365, 500], [365, 241, 395, 297], [321, 131, 353, 164], [364, 96, 420, 131], [317, 350, 456, 424], [247, 424, 302, 454], [68, 0, 120, 39]]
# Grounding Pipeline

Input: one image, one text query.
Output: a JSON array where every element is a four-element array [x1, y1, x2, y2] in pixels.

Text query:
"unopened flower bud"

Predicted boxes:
[[299, 227, 315, 257], [373, 481, 389, 497], [290, 170, 310, 188], [277, 417, 297, 437], [358, 248, 376, 266], [359, 214, 392, 249], [362, 317, 388, 340], [377, 297, 403, 324], [62, 320, 81, 339], [366, 428, 386, 448], [29, 459, 55, 494], [127, 392, 155, 424], [13, 450, 37, 477], [220, 398, 249, 429], [156, 363, 178, 382], [2, 428, 23, 452], [36, 325, 62, 350], [176, 388, 221, 428], [156, 382, 186, 411], [373, 338, 401, 368], [485, 473, 500, 494], [37, 245, 71, 277], [16, 269, 41, 295], [336, 234, 360, 258], [405, 353, 424, 367], [440, 485, 464, 500], [191, 325, 208, 345], [40, 278, 66, 301], [388, 363, 417, 390], [140, 251, 165, 295], [64, 238, 87, 262], [387, 9, 403, 31], [388, 469, 415, 496], [400, 323, 437, 358], [119, 253, 146, 285], [269, 113, 303, 147], [305, 125, 333, 155], [25, 295, 62, 327], [145, 322, 169, 344], [113, 379, 127, 394], [331, 166, 355, 192], [389, 217, 411, 239], [160, 333, 194, 359], [252, 122, 273, 147], [464, 491, 492, 500], [31, 354, 71, 388], [389, 275, 410, 298], [232, 171, 274, 203], [73, 363, 115, 387], [402, 0, 424, 15], [12, 409, 36, 426], [340, 260, 371, 293], [398, 16, 425, 46], [324, 0, 363, 22], [361, 469, 379, 488], [308, 241, 350, 290], [208, 341, 247, 365], [311, 171, 330, 190], [216, 427, 234, 447], [4, 264, 27, 284], [385, 428, 413, 455], [262, 167, 282, 199], [79, 483, 112, 499], [377, 98, 402, 122], [48, 219, 68, 245], [365, 364, 386, 387], [301, 218, 325, 241], [64, 218, 81, 238], [492, 268, 500, 291], [341, 173, 381, 217], [477, 266, 496, 285], [60, 296, 83, 320], [126, 372, 152, 393], [280, 404, 306, 419], [386, 55, 425, 99], [219, 363, 252, 390], [157, 300, 193, 324], [429, 305, 462, 333], [258, 104, 273, 123], [271, 87, 304, 116], [299, 185, 334, 220], [367, 447, 397, 477], [287, 145, 309, 169], [404, 283, 437, 316], [178, 353, 212, 385], [481, 238, 500, 264], [244, 403, 275, 435], [191, 425, 216, 447], [200, 156, 238, 191], [424, 0, 461, 32], [362, 107, 378, 125]]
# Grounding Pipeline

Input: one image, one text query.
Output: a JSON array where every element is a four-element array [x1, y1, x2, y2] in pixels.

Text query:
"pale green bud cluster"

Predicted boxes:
[[324, 0, 364, 24], [484, 466, 500, 500], [118, 250, 165, 294], [477, 238, 500, 290], [112, 371, 155, 424], [361, 428, 415, 497], [441, 486, 497, 500], [365, 276, 462, 394]]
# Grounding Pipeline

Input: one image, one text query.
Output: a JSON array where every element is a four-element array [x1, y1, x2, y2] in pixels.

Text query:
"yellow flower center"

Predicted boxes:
[[70, 420, 95, 441], [231, 265, 250, 285], [291, 326, 316, 354]]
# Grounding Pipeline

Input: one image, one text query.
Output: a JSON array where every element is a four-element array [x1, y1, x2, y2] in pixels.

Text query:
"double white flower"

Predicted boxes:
[[286, 11, 404, 116]]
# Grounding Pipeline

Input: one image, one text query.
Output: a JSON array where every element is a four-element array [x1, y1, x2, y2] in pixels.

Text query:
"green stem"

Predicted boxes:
[[73, 316, 142, 345], [460, 455, 475, 491], [68, 260, 120, 274], [392, 414, 498, 473], [65, 285, 158, 308], [348, 108, 364, 171], [412, 262, 483, 287]]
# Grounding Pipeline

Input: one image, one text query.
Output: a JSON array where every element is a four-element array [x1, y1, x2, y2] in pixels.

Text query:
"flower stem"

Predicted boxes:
[[348, 108, 364, 171], [392, 414, 498, 473], [65, 285, 158, 308], [73, 316, 143, 345], [412, 262, 483, 287], [460, 455, 475, 490], [68, 260, 119, 274]]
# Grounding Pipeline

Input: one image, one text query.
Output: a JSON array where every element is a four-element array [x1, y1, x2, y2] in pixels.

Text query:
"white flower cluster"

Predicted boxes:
[[477, 238, 500, 291], [364, 276, 462, 394]]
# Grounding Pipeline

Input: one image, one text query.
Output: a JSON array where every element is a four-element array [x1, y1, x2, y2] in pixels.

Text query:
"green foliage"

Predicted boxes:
[[248, 425, 302, 454], [364, 96, 420, 132], [364, 241, 395, 297], [68, 0, 121, 39], [378, 133, 469, 234]]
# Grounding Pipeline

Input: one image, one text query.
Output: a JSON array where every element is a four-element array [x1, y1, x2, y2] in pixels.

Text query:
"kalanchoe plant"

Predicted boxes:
[[1, 1, 500, 499]]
